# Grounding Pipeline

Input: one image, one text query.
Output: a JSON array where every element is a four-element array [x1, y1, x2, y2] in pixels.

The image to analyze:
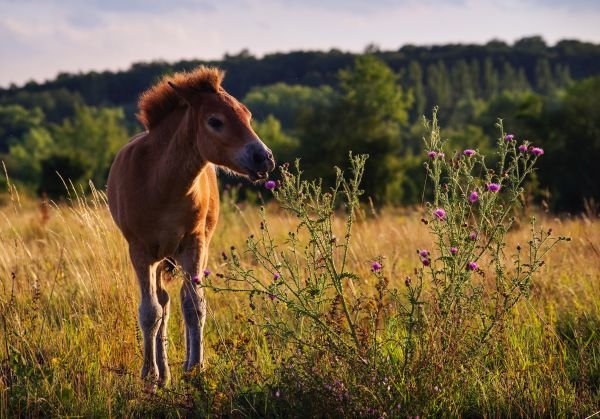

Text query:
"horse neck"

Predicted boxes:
[[153, 108, 209, 192]]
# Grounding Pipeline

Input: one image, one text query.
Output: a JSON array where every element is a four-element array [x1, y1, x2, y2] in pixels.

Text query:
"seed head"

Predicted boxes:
[[487, 183, 501, 192], [433, 208, 446, 220], [371, 261, 382, 272], [531, 147, 544, 156], [467, 261, 478, 271]]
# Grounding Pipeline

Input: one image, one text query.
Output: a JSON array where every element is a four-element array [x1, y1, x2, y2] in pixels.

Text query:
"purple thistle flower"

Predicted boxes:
[[192, 275, 201, 284], [469, 232, 477, 241], [203, 269, 211, 277], [371, 261, 382, 272], [504, 134, 515, 142], [450, 247, 458, 255], [427, 151, 437, 159], [531, 147, 544, 156], [463, 149, 476, 157], [273, 272, 281, 280], [518, 144, 528, 152], [265, 180, 277, 190], [467, 261, 478, 271], [268, 293, 276, 301], [468, 191, 479, 203], [433, 208, 446, 220], [418, 249, 430, 258], [487, 183, 501, 192], [422, 258, 431, 267]]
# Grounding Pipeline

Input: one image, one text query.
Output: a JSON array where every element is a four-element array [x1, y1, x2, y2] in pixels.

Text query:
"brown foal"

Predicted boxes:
[[107, 66, 275, 386]]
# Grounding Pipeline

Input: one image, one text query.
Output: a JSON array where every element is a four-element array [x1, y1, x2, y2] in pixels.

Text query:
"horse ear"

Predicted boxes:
[[168, 81, 196, 105], [168, 81, 216, 105]]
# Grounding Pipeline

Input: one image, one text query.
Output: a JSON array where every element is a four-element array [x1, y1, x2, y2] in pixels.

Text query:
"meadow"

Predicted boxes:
[[0, 166, 598, 417]]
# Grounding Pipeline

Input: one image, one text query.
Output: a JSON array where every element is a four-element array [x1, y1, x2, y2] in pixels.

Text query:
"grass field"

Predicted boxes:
[[0, 184, 598, 417]]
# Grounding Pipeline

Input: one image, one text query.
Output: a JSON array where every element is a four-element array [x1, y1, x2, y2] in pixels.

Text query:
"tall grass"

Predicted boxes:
[[0, 133, 598, 416]]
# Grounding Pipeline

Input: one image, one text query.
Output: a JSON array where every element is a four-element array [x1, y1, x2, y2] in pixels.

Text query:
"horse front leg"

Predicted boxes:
[[175, 236, 207, 371]]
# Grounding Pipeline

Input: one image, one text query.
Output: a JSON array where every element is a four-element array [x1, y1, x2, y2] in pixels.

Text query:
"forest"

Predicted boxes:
[[1, 36, 599, 212]]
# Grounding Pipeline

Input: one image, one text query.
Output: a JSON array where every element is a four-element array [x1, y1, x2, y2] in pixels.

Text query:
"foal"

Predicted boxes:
[[107, 66, 275, 386]]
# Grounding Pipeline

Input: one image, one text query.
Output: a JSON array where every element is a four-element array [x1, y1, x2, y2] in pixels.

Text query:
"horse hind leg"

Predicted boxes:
[[155, 260, 171, 387], [130, 247, 163, 388]]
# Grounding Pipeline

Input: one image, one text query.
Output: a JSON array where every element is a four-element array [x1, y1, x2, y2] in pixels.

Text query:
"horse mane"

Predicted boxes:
[[137, 66, 225, 129]]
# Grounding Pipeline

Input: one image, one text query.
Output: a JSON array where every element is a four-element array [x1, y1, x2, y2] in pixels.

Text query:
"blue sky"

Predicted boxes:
[[1, 0, 599, 87]]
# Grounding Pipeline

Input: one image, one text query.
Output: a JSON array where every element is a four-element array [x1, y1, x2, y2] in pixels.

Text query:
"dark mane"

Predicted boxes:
[[137, 66, 225, 129]]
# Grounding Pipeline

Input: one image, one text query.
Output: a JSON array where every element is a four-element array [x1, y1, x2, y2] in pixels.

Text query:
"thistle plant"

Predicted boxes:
[[419, 108, 569, 354], [202, 110, 569, 415], [206, 154, 369, 357]]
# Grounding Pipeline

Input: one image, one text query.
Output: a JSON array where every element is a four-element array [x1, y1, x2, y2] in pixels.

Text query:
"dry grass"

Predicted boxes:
[[0, 190, 598, 416]]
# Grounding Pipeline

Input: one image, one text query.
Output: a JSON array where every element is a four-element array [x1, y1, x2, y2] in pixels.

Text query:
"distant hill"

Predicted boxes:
[[1, 36, 599, 126]]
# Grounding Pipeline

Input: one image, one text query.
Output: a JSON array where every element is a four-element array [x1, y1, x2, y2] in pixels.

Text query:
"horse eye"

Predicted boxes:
[[208, 117, 224, 130]]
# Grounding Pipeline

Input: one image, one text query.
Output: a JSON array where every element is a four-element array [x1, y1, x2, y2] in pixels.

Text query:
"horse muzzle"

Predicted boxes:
[[241, 141, 276, 181]]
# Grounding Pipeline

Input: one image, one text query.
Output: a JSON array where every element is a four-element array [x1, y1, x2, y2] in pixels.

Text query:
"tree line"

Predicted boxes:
[[0, 37, 598, 212]]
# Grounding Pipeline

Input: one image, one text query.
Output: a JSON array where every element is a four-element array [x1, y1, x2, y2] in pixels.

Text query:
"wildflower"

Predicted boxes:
[[422, 258, 430, 267], [265, 180, 277, 190], [192, 275, 201, 284], [427, 151, 437, 159], [468, 191, 479, 203], [273, 272, 281, 280], [487, 183, 501, 192], [504, 134, 515, 142], [203, 269, 211, 277], [433, 208, 446, 220], [463, 149, 476, 157], [437, 152, 445, 158], [531, 147, 544, 156], [371, 261, 382, 272], [418, 249, 430, 258], [268, 293, 276, 301], [467, 261, 478, 270], [518, 144, 528, 152], [469, 232, 477, 241], [450, 247, 458, 255]]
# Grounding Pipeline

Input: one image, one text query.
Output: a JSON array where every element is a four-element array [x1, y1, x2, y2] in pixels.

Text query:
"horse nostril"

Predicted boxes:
[[253, 150, 267, 164]]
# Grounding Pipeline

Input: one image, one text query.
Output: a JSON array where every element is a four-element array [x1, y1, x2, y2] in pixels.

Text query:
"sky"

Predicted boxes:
[[1, 0, 599, 87]]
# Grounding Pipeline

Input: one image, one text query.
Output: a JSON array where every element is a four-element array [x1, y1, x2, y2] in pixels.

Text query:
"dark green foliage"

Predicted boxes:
[[297, 55, 411, 204], [0, 38, 599, 210], [537, 76, 600, 211], [0, 105, 45, 152]]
